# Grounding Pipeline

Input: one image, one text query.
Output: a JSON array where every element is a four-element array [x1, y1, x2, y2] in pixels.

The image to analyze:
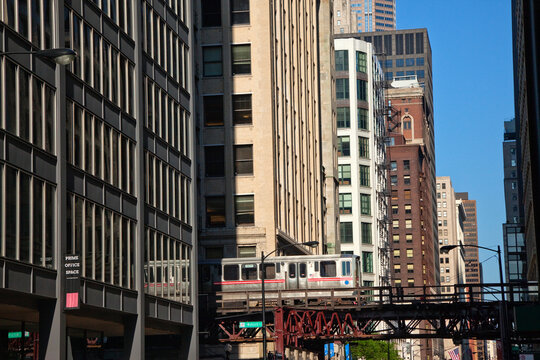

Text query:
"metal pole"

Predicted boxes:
[[262, 251, 267, 360], [497, 245, 511, 360]]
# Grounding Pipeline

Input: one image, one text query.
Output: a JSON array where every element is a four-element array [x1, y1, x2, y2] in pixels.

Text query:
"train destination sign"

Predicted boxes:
[[239, 321, 262, 328]]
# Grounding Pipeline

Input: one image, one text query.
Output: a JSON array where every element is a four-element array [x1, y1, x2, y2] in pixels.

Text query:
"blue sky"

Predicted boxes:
[[397, 0, 514, 283]]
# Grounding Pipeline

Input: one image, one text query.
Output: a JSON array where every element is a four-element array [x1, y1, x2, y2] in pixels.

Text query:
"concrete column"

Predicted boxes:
[[40, 300, 65, 360]]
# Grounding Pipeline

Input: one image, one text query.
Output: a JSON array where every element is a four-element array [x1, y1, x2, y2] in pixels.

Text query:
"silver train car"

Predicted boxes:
[[199, 254, 361, 295]]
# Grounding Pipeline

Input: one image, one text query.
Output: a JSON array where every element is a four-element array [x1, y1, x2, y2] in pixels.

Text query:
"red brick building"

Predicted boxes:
[[386, 79, 439, 360]]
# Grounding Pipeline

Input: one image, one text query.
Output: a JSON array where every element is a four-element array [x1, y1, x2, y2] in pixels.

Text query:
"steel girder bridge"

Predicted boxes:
[[199, 283, 540, 356]]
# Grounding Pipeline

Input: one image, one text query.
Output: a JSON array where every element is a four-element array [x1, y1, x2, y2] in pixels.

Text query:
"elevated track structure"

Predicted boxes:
[[199, 283, 540, 357]]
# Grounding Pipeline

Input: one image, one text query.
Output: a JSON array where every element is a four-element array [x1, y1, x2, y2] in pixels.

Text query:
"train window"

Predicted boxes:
[[314, 262, 319, 272], [276, 263, 281, 273], [299, 263, 307, 278], [241, 264, 258, 280], [320, 261, 337, 277], [289, 263, 296, 278], [342, 261, 351, 276], [260, 263, 276, 279], [223, 265, 239, 280]]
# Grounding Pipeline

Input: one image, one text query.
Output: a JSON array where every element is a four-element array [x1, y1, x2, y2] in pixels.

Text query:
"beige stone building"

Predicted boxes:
[[196, 1, 336, 357], [334, 0, 396, 34], [436, 176, 467, 360], [195, 0, 335, 262]]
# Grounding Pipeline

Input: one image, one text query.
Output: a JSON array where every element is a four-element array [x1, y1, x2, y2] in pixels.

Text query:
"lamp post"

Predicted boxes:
[[261, 241, 319, 360], [0, 48, 77, 65], [440, 244, 510, 360]]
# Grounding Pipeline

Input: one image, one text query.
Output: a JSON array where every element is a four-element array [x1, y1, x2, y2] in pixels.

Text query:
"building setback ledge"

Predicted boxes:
[[0, 258, 57, 298], [145, 294, 194, 326]]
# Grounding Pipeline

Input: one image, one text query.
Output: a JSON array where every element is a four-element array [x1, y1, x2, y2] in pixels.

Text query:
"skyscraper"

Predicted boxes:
[[334, 38, 389, 287], [334, 0, 396, 34], [196, 0, 332, 357], [386, 77, 438, 360], [0, 0, 197, 358], [502, 119, 528, 300], [455, 193, 481, 287], [512, 0, 540, 289]]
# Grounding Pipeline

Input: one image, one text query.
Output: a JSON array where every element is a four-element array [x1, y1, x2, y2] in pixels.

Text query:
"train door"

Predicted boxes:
[[286, 263, 298, 289], [298, 262, 308, 288]]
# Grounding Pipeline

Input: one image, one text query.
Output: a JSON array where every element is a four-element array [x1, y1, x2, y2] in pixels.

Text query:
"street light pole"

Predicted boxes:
[[440, 244, 510, 360], [260, 241, 319, 360]]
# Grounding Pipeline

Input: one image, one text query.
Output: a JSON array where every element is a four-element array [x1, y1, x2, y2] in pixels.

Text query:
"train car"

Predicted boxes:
[[199, 254, 361, 295]]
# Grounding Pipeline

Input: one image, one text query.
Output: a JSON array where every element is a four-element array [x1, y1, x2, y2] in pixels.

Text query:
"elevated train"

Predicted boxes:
[[199, 254, 362, 296]]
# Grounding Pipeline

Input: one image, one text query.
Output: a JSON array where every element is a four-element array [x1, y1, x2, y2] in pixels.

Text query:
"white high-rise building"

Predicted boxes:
[[334, 38, 390, 287]]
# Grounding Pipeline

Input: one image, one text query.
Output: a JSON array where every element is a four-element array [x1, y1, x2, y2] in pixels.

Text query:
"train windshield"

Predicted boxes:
[[320, 261, 336, 277], [241, 264, 258, 280]]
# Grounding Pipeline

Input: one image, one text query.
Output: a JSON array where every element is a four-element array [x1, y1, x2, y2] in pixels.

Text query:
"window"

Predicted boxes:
[[416, 32, 424, 54], [224, 265, 239, 280], [320, 261, 337, 277], [336, 78, 350, 99], [403, 120, 411, 130], [395, 279, 402, 287], [356, 51, 367, 73], [390, 161, 397, 171], [384, 60, 393, 68], [359, 137, 369, 158], [231, 44, 251, 74], [238, 246, 256, 258], [392, 205, 398, 215], [341, 261, 351, 276], [358, 108, 368, 130], [338, 164, 352, 185], [404, 175, 410, 185], [234, 145, 253, 175], [202, 0, 221, 26], [404, 190, 411, 200], [206, 196, 226, 227], [360, 194, 371, 215], [406, 234, 413, 243], [390, 175, 398, 186], [442, 183, 446, 189], [405, 219, 412, 229], [394, 264, 401, 273], [232, 94, 252, 124], [396, 59, 404, 67], [337, 107, 350, 128], [288, 263, 296, 278], [241, 264, 258, 280], [357, 79, 367, 101], [392, 220, 399, 229], [205, 247, 224, 260], [203, 46, 223, 77], [205, 146, 225, 177], [405, 204, 412, 214], [405, 33, 414, 54], [260, 263, 276, 279], [407, 264, 414, 273], [340, 222, 353, 243], [335, 50, 349, 71], [1, 165, 55, 268], [339, 193, 353, 214], [361, 223, 372, 244], [359, 165, 370, 186], [385, 72, 393, 81], [391, 190, 398, 200], [416, 57, 424, 66], [408, 279, 415, 287], [231, 0, 250, 25], [393, 249, 400, 258], [405, 58, 415, 66], [338, 136, 350, 156], [235, 195, 254, 225], [204, 95, 224, 126], [393, 234, 399, 243], [395, 34, 403, 55], [362, 252, 373, 273], [2, 60, 56, 154], [406, 249, 413, 258]]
